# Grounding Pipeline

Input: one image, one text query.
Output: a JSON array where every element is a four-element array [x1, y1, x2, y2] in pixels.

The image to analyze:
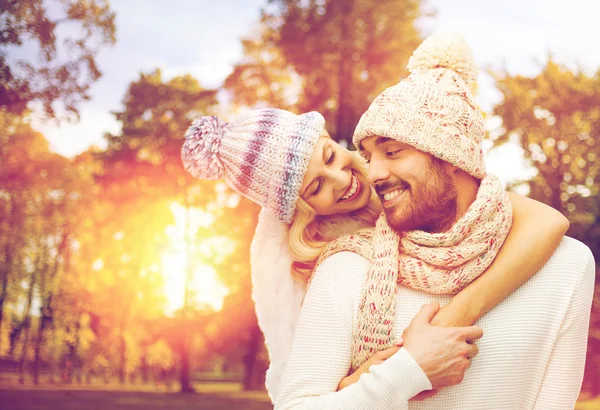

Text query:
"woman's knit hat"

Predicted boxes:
[[353, 29, 486, 179], [181, 108, 325, 223]]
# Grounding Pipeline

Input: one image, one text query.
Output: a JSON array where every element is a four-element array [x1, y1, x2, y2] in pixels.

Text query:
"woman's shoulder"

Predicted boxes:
[[310, 250, 370, 292], [317, 228, 374, 267], [308, 250, 369, 320]]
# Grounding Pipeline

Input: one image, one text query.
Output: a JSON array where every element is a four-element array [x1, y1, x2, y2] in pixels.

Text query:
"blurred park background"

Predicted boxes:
[[1, 0, 599, 408]]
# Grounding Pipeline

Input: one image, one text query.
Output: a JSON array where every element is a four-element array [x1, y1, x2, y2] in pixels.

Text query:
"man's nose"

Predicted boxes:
[[367, 154, 390, 186]]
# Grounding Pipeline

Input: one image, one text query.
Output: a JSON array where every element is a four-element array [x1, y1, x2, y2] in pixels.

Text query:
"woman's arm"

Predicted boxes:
[[250, 209, 307, 402], [275, 252, 431, 410], [431, 193, 570, 327], [340, 195, 569, 395]]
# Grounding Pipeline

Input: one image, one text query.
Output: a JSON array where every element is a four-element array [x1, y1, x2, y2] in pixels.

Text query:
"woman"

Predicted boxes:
[[181, 109, 568, 402]]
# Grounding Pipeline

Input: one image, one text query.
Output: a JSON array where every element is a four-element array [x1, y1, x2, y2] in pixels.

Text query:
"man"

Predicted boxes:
[[274, 30, 595, 410]]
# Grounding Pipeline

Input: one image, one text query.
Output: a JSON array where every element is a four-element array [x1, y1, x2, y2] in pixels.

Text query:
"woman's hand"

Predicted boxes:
[[430, 301, 473, 328], [337, 342, 440, 400], [337, 344, 402, 390]]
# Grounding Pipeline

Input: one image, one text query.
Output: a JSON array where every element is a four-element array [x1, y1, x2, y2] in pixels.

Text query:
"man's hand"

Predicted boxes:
[[403, 302, 483, 389]]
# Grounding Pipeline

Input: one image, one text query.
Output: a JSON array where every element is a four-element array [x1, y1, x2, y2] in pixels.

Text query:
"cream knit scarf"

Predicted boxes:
[[317, 174, 513, 371]]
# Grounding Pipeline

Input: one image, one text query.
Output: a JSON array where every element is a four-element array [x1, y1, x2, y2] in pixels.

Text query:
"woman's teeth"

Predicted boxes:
[[340, 175, 359, 201], [383, 188, 405, 201]]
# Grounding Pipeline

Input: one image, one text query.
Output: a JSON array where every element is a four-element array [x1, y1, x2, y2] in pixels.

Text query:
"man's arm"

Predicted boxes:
[[532, 248, 595, 409], [275, 252, 481, 410]]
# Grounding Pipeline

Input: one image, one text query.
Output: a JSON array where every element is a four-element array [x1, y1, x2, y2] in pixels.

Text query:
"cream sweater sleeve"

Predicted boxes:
[[533, 247, 596, 409], [274, 252, 432, 410]]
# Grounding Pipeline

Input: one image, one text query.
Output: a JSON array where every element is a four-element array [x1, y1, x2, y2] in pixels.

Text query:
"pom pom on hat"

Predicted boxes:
[[407, 28, 478, 85], [181, 116, 227, 180], [353, 29, 486, 179], [180, 108, 323, 223]]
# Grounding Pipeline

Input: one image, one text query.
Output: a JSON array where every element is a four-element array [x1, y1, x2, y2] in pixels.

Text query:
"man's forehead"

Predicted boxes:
[[359, 136, 409, 152]]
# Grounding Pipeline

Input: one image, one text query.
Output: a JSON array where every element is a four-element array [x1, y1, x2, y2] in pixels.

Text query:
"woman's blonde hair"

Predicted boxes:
[[287, 151, 381, 283]]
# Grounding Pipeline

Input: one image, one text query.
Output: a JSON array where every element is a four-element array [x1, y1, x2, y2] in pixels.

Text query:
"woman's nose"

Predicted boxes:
[[329, 167, 351, 192]]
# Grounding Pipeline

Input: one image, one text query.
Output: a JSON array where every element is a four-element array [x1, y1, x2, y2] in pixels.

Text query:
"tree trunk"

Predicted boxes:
[[179, 332, 194, 392], [65, 318, 81, 384], [0, 247, 9, 357], [33, 300, 54, 385], [67, 344, 76, 384], [119, 333, 127, 384], [18, 325, 30, 384], [179, 186, 195, 393], [0, 196, 16, 354], [33, 227, 68, 385], [0, 240, 10, 324], [141, 346, 149, 383], [334, 0, 354, 145], [242, 325, 263, 391], [18, 268, 37, 384]]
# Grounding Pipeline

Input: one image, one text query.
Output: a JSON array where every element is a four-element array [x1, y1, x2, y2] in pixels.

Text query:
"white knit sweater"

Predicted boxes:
[[274, 237, 595, 410]]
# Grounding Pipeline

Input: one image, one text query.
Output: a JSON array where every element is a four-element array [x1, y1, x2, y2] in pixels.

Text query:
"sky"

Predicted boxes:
[[24, 0, 600, 186]]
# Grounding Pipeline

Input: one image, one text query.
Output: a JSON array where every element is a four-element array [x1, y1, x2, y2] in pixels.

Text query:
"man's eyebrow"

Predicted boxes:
[[375, 137, 392, 146], [300, 142, 327, 197]]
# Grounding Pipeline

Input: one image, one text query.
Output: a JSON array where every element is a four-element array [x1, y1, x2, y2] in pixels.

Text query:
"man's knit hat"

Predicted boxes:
[[181, 108, 324, 223], [353, 29, 486, 179]]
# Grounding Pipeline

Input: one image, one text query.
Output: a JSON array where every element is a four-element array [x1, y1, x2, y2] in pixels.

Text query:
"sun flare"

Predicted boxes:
[[161, 203, 231, 316]]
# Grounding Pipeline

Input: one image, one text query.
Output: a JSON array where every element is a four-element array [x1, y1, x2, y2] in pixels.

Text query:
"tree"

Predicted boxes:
[[0, 110, 32, 356], [492, 59, 600, 256], [223, 23, 300, 112], [0, 112, 100, 383], [102, 69, 220, 392], [208, 195, 263, 391], [0, 0, 116, 119], [492, 58, 600, 395], [0, 112, 52, 364], [226, 0, 427, 145]]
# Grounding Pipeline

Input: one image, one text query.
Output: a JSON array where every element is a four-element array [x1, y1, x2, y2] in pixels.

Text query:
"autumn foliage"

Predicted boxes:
[[0, 0, 598, 399]]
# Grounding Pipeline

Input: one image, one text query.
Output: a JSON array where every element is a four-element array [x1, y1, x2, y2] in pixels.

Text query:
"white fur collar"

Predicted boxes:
[[250, 208, 306, 402]]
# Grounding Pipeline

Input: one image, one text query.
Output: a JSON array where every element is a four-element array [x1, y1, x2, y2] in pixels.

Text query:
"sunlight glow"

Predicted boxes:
[[92, 258, 104, 271], [161, 202, 232, 317]]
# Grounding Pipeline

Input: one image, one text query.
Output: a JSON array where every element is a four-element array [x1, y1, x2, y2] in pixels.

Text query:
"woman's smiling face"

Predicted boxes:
[[299, 134, 372, 216]]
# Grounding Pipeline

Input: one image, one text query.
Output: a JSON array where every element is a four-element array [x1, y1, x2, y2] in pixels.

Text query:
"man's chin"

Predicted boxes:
[[384, 210, 419, 234]]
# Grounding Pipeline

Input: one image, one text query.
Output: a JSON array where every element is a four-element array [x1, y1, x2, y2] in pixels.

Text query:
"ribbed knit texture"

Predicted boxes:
[[181, 109, 324, 223], [317, 175, 512, 371], [275, 237, 595, 409], [353, 29, 486, 179]]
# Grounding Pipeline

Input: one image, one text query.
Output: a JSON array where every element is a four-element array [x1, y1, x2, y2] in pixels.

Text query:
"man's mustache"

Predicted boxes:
[[374, 179, 410, 196]]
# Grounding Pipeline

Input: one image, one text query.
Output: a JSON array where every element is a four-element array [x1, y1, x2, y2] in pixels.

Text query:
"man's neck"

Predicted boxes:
[[455, 172, 480, 217], [434, 171, 480, 233]]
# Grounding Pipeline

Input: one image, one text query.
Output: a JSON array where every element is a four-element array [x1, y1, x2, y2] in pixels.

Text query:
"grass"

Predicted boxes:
[[0, 382, 597, 409], [0, 383, 272, 410]]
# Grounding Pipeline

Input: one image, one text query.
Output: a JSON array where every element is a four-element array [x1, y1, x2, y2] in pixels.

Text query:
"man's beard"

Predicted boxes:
[[375, 158, 458, 234]]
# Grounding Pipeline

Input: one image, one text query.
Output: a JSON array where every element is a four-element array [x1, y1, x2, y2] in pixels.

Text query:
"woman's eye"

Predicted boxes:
[[386, 149, 401, 157], [326, 150, 336, 165], [312, 179, 323, 196]]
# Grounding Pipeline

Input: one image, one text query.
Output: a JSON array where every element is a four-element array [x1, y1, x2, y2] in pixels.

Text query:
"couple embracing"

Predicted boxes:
[[182, 30, 595, 409]]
